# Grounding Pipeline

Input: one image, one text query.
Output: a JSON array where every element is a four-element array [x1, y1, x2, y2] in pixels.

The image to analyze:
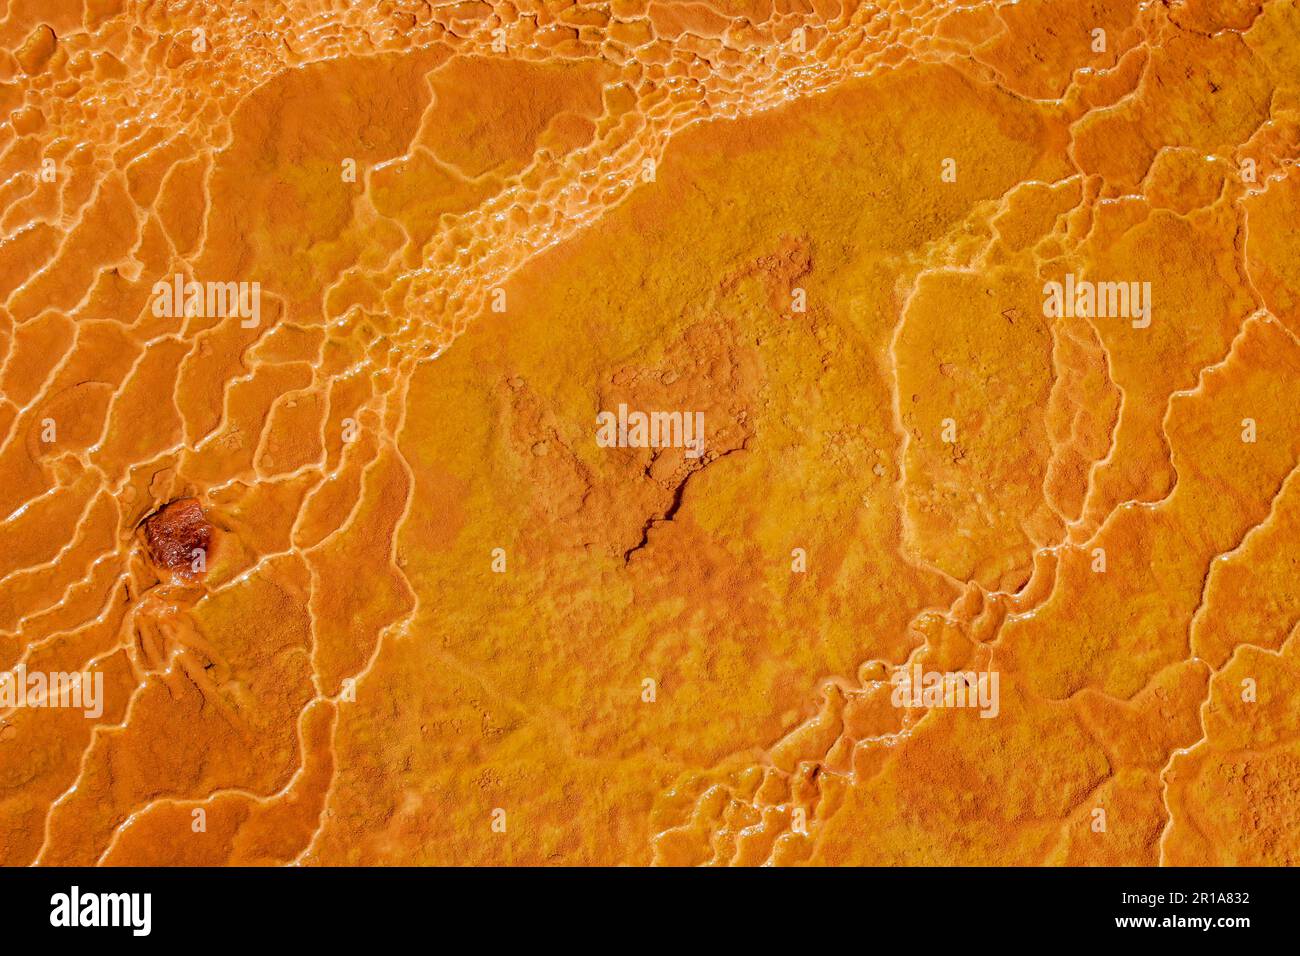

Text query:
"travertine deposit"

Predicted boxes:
[[0, 0, 1298, 865]]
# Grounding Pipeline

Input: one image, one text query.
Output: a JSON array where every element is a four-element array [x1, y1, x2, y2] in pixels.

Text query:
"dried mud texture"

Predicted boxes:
[[0, 0, 1298, 866]]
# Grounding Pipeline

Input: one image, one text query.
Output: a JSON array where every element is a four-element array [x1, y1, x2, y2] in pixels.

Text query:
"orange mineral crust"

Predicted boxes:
[[0, 0, 1298, 867]]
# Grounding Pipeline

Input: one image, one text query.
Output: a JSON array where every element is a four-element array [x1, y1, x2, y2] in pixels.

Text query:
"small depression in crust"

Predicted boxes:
[[140, 497, 213, 582]]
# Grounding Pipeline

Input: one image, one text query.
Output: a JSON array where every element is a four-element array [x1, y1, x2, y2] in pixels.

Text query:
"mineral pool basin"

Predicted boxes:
[[0, 0, 1299, 865]]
